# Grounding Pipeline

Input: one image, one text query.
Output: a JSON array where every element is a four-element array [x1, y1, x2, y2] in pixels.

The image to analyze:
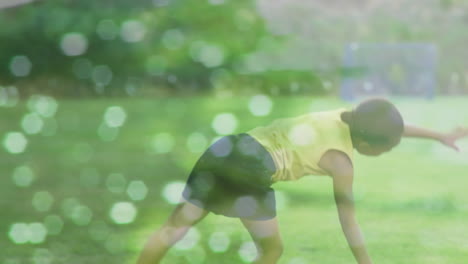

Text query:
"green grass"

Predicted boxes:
[[1, 96, 468, 264]]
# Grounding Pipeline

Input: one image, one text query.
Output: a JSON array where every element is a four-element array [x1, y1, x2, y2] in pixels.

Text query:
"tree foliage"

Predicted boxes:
[[1, 0, 323, 97]]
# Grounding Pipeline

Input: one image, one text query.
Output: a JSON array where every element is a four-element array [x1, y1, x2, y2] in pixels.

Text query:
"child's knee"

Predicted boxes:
[[168, 202, 206, 227], [180, 202, 206, 223]]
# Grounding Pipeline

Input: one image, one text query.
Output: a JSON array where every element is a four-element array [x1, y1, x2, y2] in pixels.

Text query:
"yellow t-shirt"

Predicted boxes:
[[247, 108, 354, 182]]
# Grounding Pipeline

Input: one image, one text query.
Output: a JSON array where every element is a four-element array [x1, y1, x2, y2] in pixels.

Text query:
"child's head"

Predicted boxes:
[[341, 98, 404, 156]]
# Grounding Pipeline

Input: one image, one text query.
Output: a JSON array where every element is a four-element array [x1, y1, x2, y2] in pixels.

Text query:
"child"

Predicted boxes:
[[136, 98, 468, 264]]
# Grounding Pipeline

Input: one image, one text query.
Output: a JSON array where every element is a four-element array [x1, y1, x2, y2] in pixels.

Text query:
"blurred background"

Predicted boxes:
[[1, 0, 468, 264], [1, 0, 468, 98]]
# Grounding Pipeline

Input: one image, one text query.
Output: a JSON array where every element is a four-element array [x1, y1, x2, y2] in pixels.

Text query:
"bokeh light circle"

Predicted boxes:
[[92, 65, 113, 87], [60, 32, 88, 56], [174, 227, 200, 250], [208, 231, 231, 253], [8, 222, 47, 244], [28, 223, 48, 244], [121, 20, 146, 42], [21, 112, 44, 134], [43, 215, 64, 236], [248, 95, 273, 116], [162, 181, 185, 204], [212, 113, 238, 135], [186, 132, 208, 153], [106, 173, 127, 193], [61, 198, 81, 219], [8, 223, 30, 244], [32, 191, 54, 212], [162, 29, 186, 50], [12, 165, 35, 187], [0, 85, 19, 107], [71, 205, 93, 226], [127, 180, 148, 201], [198, 45, 225, 68], [3, 132, 28, 154], [183, 245, 206, 264], [96, 19, 118, 40], [152, 133, 175, 153], [98, 123, 119, 142], [238, 241, 257, 263], [27, 95, 58, 118], [104, 106, 127, 127], [288, 124, 316, 146], [10, 55, 32, 77], [110, 202, 137, 224]]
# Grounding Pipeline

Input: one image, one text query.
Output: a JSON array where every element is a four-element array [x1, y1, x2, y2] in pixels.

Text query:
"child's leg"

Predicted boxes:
[[136, 201, 209, 264], [240, 217, 284, 264]]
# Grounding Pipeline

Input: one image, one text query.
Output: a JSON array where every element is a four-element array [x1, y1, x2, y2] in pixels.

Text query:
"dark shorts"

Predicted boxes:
[[182, 133, 277, 220]]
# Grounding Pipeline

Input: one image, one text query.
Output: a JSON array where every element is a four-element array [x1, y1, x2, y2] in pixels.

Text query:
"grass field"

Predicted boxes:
[[1, 96, 468, 264]]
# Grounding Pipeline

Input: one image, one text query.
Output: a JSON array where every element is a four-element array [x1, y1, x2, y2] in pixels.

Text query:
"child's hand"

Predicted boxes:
[[439, 126, 468, 152]]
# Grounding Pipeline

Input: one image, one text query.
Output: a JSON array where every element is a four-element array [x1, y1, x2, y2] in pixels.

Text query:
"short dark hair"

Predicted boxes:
[[341, 98, 404, 147]]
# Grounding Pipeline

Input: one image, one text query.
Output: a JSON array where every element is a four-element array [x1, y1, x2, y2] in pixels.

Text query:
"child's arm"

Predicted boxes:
[[329, 152, 373, 264], [403, 124, 468, 152]]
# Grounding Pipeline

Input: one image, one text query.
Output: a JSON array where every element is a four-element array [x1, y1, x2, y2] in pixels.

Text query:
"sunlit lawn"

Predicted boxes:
[[1, 96, 468, 264]]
